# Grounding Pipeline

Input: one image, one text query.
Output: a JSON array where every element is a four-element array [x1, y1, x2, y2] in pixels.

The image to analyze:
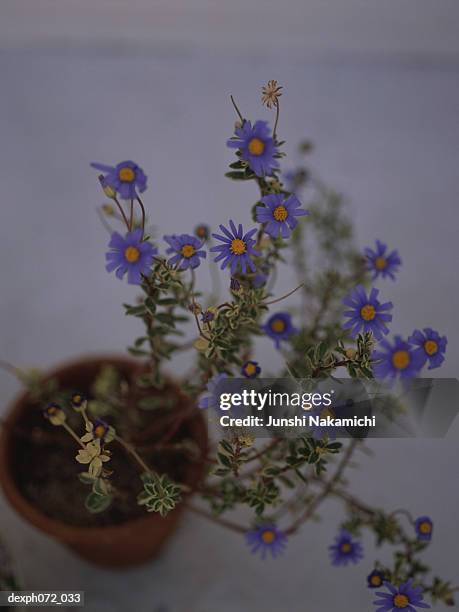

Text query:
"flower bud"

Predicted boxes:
[[98, 175, 116, 199], [71, 391, 87, 412], [102, 203, 116, 216], [43, 403, 66, 426]]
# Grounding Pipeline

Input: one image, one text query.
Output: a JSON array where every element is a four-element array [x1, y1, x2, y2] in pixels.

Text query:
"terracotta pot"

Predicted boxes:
[[0, 355, 207, 568]]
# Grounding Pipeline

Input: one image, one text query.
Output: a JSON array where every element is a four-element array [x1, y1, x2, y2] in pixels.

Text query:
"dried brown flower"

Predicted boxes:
[[261, 80, 283, 109]]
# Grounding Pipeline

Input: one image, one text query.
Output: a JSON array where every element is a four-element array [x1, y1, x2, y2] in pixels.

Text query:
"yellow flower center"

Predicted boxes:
[[424, 340, 438, 356], [360, 304, 376, 321], [181, 244, 196, 258], [419, 521, 432, 534], [271, 318, 286, 333], [393, 594, 409, 608], [124, 246, 140, 263], [48, 406, 58, 415], [244, 363, 257, 377], [340, 543, 352, 554], [370, 575, 382, 587], [392, 350, 410, 370], [273, 205, 288, 222], [375, 256, 387, 270], [72, 394, 82, 404], [248, 137, 265, 156], [231, 239, 247, 255], [118, 167, 135, 182], [261, 530, 276, 544], [94, 425, 106, 438]]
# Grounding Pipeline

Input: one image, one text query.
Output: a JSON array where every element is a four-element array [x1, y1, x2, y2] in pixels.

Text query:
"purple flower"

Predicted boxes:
[[163, 234, 206, 270], [256, 193, 308, 239], [227, 120, 279, 177], [262, 312, 297, 349], [91, 160, 147, 200], [372, 336, 424, 380], [365, 240, 401, 281], [70, 391, 87, 410], [414, 516, 433, 541], [93, 418, 110, 441], [230, 277, 242, 293], [245, 524, 287, 559], [368, 570, 386, 589], [373, 580, 430, 610], [343, 286, 393, 340], [105, 229, 157, 284], [198, 373, 228, 410], [408, 328, 447, 370], [210, 220, 261, 274], [329, 530, 363, 566], [201, 309, 215, 323], [241, 361, 261, 379]]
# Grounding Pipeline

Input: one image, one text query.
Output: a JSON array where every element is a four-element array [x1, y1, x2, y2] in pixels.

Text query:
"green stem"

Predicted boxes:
[[115, 434, 151, 474]]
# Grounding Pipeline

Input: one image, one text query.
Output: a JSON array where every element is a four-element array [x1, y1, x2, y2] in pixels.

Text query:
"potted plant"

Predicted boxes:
[[0, 81, 456, 607]]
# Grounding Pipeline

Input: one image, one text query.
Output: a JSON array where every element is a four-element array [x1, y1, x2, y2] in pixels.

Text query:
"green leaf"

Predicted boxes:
[[78, 472, 95, 485], [85, 492, 113, 514], [225, 171, 252, 181]]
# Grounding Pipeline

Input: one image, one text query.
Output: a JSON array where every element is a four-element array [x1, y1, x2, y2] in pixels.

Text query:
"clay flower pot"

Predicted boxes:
[[0, 355, 207, 568]]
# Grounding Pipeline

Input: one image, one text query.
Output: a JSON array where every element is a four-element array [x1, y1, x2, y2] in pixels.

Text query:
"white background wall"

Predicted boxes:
[[0, 2, 458, 611], [2, 0, 459, 61]]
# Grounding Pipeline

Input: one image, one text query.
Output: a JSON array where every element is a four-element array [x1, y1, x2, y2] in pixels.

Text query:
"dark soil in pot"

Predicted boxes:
[[0, 355, 208, 567]]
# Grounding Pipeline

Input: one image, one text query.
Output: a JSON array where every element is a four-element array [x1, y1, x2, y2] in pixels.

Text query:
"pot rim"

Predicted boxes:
[[0, 353, 206, 539]]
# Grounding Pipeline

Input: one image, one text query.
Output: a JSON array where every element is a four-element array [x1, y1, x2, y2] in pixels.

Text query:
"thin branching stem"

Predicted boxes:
[[273, 101, 280, 140], [263, 283, 304, 306], [136, 195, 147, 237], [115, 434, 151, 474], [112, 195, 130, 230], [230, 95, 244, 122]]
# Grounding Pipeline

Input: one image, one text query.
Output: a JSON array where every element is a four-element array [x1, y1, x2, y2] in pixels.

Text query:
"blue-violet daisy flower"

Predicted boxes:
[[408, 328, 447, 370], [201, 309, 216, 324], [105, 229, 157, 285], [256, 193, 308, 239], [373, 580, 430, 610], [329, 530, 363, 566], [414, 516, 433, 541], [198, 373, 228, 410], [91, 160, 147, 200], [343, 286, 393, 340], [365, 240, 401, 281], [227, 120, 279, 177], [372, 336, 424, 380], [245, 524, 287, 559], [70, 392, 87, 412], [163, 234, 206, 270], [241, 360, 261, 379], [211, 220, 260, 274], [230, 277, 243, 293], [262, 312, 297, 349], [43, 403, 66, 426], [368, 570, 386, 589]]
